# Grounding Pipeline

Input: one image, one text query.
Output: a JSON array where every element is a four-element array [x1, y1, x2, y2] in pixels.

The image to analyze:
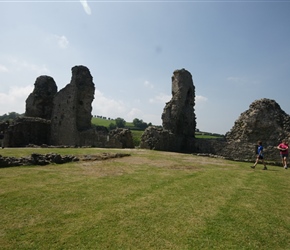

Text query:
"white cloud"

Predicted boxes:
[[127, 108, 142, 121], [92, 89, 127, 119], [195, 95, 208, 103], [128, 109, 162, 126], [80, 0, 92, 15], [92, 89, 159, 123], [0, 85, 33, 115], [45, 34, 69, 49], [144, 80, 154, 89], [56, 35, 69, 49], [0, 64, 8, 72], [149, 93, 171, 104]]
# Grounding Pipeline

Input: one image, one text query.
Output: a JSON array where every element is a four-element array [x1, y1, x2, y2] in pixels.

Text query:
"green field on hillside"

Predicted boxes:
[[0, 148, 289, 249], [92, 117, 135, 129]]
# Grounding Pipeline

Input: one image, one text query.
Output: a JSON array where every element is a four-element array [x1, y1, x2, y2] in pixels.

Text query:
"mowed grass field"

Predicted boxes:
[[1, 148, 290, 249]]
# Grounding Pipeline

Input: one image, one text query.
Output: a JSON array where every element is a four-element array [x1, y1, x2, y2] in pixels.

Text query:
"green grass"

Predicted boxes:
[[92, 118, 139, 145], [131, 130, 144, 146], [91, 117, 135, 129], [1, 148, 290, 249], [195, 132, 224, 139], [91, 117, 113, 127]]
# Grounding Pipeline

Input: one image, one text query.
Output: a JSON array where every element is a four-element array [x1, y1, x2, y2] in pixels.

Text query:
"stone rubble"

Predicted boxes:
[[0, 152, 131, 168]]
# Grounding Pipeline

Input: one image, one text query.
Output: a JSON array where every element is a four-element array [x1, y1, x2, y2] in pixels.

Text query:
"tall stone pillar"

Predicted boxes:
[[162, 68, 196, 136], [50, 65, 95, 146]]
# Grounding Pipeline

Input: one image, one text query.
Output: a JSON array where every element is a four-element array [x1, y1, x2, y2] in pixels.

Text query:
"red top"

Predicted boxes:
[[278, 143, 289, 155]]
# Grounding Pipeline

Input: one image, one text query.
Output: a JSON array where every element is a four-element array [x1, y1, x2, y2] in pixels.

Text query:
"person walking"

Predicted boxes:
[[251, 141, 267, 170], [277, 139, 289, 169]]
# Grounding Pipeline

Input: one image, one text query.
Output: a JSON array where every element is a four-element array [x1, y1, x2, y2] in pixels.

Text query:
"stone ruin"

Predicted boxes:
[[1, 65, 290, 165], [226, 98, 290, 144], [0, 152, 131, 168], [25, 75, 57, 119], [50, 65, 95, 146], [4, 117, 51, 147], [196, 98, 290, 163], [139, 68, 290, 164], [3, 65, 134, 148], [162, 68, 196, 136], [140, 69, 196, 152]]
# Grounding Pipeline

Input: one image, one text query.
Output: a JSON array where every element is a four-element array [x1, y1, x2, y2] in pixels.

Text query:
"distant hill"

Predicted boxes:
[[91, 117, 136, 129]]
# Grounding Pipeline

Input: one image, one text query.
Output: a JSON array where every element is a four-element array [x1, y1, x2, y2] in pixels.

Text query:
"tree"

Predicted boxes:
[[109, 123, 117, 130], [115, 117, 126, 128], [133, 118, 149, 130], [0, 112, 22, 122], [133, 118, 141, 127]]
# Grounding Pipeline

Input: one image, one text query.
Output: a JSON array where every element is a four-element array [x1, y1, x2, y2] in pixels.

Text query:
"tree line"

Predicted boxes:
[[109, 117, 152, 130], [0, 112, 22, 122]]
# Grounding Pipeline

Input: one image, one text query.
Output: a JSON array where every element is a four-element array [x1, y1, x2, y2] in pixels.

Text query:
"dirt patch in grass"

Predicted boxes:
[[78, 161, 135, 177], [166, 165, 201, 171]]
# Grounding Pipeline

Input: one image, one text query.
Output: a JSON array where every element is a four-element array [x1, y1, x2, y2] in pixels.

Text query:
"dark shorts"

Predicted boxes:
[[258, 155, 264, 160], [280, 154, 288, 158]]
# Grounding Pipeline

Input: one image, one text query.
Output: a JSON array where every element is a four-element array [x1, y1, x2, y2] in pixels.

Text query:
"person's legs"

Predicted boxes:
[[252, 156, 267, 170], [281, 155, 285, 166], [252, 156, 267, 169], [283, 156, 287, 169], [251, 157, 259, 168], [261, 159, 267, 170]]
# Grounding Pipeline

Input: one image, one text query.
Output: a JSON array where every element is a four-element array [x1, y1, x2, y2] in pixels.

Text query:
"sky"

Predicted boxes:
[[0, 0, 290, 135]]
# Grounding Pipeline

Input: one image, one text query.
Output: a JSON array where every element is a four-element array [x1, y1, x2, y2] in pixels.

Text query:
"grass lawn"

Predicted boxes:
[[1, 148, 290, 249], [91, 117, 135, 129]]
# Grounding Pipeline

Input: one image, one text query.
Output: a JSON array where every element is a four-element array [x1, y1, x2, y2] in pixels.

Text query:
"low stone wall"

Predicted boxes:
[[4, 117, 51, 147], [0, 153, 79, 168], [0, 152, 131, 168], [195, 138, 283, 166], [140, 126, 195, 152]]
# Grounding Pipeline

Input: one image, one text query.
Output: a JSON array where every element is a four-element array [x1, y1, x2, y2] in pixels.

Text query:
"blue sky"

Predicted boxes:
[[0, 0, 289, 134]]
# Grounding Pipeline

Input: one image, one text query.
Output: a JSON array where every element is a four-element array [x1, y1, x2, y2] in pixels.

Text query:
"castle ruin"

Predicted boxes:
[[3, 65, 134, 148], [140, 68, 196, 152], [1, 65, 290, 165]]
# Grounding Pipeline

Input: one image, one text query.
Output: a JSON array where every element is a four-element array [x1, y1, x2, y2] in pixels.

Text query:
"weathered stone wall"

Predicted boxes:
[[2, 65, 134, 149], [77, 129, 121, 148], [162, 68, 196, 136], [195, 98, 290, 164], [109, 128, 134, 148], [4, 117, 51, 147], [50, 66, 95, 146], [226, 98, 290, 144], [25, 75, 57, 119], [196, 139, 282, 165], [140, 126, 195, 152], [141, 69, 196, 153], [140, 126, 176, 151], [0, 153, 79, 168], [0, 121, 10, 134]]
